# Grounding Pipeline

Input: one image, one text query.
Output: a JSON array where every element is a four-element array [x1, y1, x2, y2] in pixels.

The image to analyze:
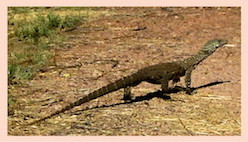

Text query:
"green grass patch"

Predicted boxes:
[[61, 15, 82, 29], [8, 7, 85, 85], [15, 13, 83, 43], [8, 45, 53, 84]]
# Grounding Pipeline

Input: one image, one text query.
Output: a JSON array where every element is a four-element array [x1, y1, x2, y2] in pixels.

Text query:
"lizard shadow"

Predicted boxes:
[[73, 80, 230, 115]]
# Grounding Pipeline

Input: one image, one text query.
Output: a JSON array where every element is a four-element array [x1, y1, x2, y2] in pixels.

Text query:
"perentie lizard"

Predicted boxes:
[[28, 39, 227, 125]]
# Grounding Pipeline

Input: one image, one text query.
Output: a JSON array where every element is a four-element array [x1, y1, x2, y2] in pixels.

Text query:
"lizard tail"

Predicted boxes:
[[27, 71, 143, 125]]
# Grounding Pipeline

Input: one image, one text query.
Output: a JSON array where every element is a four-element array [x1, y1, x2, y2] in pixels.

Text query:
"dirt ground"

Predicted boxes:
[[8, 7, 241, 136]]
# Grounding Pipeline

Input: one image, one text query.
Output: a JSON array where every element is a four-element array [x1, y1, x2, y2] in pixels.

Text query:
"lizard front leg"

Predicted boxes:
[[161, 77, 171, 99], [185, 67, 196, 95]]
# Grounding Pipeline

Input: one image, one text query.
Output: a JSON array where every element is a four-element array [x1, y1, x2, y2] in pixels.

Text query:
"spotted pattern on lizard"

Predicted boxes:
[[28, 39, 228, 125]]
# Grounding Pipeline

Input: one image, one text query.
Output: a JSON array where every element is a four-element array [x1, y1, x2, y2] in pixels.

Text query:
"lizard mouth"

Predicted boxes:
[[223, 44, 236, 47]]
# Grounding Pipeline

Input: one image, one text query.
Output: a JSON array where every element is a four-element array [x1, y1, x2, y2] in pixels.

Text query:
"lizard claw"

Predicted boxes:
[[186, 88, 197, 95], [162, 95, 171, 99], [123, 94, 136, 102]]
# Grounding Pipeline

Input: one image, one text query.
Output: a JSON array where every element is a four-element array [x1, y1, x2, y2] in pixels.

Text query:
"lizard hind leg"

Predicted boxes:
[[161, 78, 171, 99], [123, 86, 136, 102]]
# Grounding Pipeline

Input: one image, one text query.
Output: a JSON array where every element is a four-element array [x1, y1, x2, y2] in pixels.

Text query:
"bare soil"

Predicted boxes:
[[8, 7, 241, 136]]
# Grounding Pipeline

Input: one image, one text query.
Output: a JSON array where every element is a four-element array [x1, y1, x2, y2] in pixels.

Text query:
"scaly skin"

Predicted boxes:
[[28, 39, 227, 125]]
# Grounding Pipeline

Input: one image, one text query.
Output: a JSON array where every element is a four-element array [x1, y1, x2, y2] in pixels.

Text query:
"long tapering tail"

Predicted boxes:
[[27, 71, 143, 125]]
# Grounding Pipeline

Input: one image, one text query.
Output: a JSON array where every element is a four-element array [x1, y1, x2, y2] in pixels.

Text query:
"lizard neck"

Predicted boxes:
[[180, 47, 217, 69]]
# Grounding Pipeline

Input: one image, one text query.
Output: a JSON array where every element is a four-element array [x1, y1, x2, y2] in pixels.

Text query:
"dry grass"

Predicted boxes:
[[8, 7, 241, 136]]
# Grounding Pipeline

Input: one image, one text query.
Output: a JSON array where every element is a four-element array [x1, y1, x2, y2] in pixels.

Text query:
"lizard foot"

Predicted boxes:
[[161, 92, 171, 99], [186, 88, 197, 95], [122, 94, 136, 102]]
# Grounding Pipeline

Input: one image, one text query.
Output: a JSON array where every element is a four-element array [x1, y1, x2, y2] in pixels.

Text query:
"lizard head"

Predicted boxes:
[[201, 39, 228, 53]]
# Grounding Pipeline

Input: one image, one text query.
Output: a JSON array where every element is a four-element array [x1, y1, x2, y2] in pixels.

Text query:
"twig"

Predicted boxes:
[[178, 117, 194, 136], [40, 63, 82, 72], [131, 26, 147, 31], [64, 27, 77, 32]]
